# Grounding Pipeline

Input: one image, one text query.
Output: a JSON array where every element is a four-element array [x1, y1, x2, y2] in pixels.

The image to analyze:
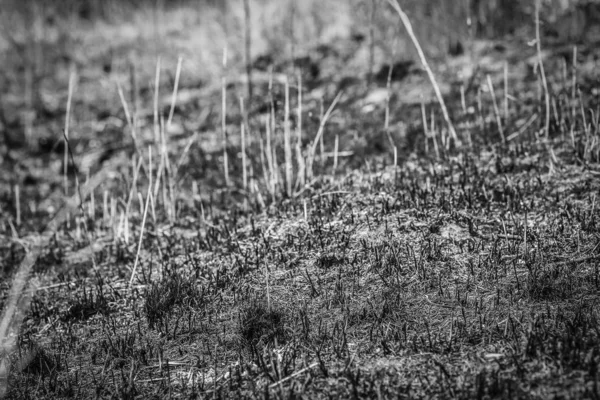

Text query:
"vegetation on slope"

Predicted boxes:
[[0, 0, 599, 398]]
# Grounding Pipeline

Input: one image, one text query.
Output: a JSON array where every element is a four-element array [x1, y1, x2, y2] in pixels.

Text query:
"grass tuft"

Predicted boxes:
[[143, 272, 203, 331], [238, 298, 286, 355]]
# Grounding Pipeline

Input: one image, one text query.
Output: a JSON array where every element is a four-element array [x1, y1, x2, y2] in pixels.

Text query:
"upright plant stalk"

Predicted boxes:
[[384, 62, 394, 133], [130, 147, 153, 288], [535, 0, 550, 139], [129, 59, 140, 120], [63, 67, 76, 196], [295, 73, 305, 191], [503, 62, 509, 120], [386, 0, 460, 146], [487, 75, 505, 143], [240, 97, 248, 190], [14, 185, 21, 226], [167, 56, 183, 129], [284, 78, 292, 197], [243, 0, 253, 102], [265, 116, 275, 198], [289, 1, 296, 74], [307, 92, 343, 179], [221, 47, 230, 186], [153, 57, 161, 145], [368, 0, 377, 85]]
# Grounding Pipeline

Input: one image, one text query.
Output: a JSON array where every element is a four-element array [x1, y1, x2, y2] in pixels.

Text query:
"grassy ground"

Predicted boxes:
[[1, 1, 599, 399]]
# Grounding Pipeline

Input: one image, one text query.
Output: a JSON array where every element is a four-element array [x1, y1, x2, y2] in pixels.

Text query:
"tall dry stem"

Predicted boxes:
[[386, 0, 460, 146], [307, 92, 343, 179], [243, 0, 253, 102], [535, 0, 550, 139], [221, 47, 230, 186], [284, 78, 293, 197]]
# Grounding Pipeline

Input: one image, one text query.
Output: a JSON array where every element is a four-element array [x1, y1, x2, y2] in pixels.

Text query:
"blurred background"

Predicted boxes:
[[0, 0, 594, 154]]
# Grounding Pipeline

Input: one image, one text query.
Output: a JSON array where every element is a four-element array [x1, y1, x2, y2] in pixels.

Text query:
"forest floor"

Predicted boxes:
[[0, 3, 599, 399]]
